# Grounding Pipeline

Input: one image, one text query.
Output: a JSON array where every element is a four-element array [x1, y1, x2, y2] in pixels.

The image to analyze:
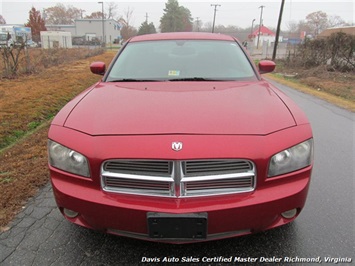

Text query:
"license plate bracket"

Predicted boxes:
[[147, 212, 207, 239]]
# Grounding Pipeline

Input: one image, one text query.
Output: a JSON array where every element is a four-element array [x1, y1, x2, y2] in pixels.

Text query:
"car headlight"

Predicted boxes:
[[268, 139, 313, 177], [48, 140, 90, 177]]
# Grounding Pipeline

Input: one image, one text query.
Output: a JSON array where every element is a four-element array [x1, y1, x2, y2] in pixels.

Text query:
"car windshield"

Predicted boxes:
[[106, 40, 257, 82]]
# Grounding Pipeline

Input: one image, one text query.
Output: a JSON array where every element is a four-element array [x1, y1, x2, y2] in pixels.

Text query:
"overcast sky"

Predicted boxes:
[[0, 0, 354, 31]]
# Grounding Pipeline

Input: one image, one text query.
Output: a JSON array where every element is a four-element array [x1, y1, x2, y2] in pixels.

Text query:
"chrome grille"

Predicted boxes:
[[101, 159, 255, 197]]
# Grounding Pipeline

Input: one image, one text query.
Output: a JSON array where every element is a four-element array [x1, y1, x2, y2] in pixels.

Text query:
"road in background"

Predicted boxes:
[[0, 79, 354, 265]]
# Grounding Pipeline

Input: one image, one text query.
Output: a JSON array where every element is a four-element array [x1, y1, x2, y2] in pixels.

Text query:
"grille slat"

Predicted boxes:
[[184, 160, 252, 175], [104, 160, 172, 175], [105, 177, 171, 190], [101, 159, 255, 197], [187, 179, 253, 187], [185, 178, 253, 190]]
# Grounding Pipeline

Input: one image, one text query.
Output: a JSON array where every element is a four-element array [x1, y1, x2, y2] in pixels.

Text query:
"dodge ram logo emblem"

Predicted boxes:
[[172, 142, 183, 151]]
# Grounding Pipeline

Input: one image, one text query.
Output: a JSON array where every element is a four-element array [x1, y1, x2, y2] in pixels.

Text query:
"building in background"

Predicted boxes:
[[318, 26, 355, 38], [249, 25, 282, 48], [45, 18, 121, 45], [75, 19, 121, 44], [40, 31, 72, 49], [45, 24, 76, 36], [0, 25, 32, 45]]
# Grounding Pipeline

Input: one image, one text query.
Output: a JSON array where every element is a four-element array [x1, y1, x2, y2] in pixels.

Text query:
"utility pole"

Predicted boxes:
[[251, 18, 256, 35], [79, 9, 85, 19], [211, 4, 221, 33], [257, 5, 265, 49], [145, 13, 149, 23], [272, 0, 285, 61], [195, 17, 200, 32], [98, 1, 105, 47]]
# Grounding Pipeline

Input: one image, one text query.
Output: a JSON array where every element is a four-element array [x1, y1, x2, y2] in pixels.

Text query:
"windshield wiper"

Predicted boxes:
[[109, 79, 161, 82], [168, 77, 219, 81], [109, 77, 222, 82]]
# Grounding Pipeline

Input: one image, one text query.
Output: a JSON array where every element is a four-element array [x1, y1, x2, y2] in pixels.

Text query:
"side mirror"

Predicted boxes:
[[90, 62, 106, 75], [258, 60, 276, 74]]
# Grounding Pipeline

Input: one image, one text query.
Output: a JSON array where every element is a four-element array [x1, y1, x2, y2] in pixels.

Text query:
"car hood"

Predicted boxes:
[[63, 81, 296, 136]]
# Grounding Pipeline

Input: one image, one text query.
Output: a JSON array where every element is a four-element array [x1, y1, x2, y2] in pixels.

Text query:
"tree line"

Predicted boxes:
[[1, 0, 351, 42]]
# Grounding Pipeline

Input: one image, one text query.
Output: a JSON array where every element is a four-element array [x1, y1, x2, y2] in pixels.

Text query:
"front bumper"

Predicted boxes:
[[48, 124, 313, 243], [51, 166, 311, 243]]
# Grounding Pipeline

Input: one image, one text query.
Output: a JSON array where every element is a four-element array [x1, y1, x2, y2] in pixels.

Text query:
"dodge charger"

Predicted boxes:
[[48, 32, 313, 243]]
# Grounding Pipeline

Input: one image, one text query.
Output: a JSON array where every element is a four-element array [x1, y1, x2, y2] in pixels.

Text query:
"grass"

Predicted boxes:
[[266, 73, 355, 112], [0, 171, 12, 184], [27, 121, 42, 131], [2, 130, 26, 149], [270, 60, 354, 111], [0, 49, 113, 151], [0, 50, 115, 229]]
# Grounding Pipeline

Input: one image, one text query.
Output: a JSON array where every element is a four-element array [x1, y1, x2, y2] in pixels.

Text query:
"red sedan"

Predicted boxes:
[[48, 32, 313, 243]]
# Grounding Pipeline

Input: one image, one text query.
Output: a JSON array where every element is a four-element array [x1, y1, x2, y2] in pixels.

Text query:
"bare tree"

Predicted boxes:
[[287, 21, 298, 33], [123, 7, 134, 26], [1, 45, 26, 78], [106, 2, 118, 19], [306, 11, 329, 37], [328, 15, 346, 28], [44, 4, 81, 24], [118, 7, 137, 41], [85, 11, 103, 19]]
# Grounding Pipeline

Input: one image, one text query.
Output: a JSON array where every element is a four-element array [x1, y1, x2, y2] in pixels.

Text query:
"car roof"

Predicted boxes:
[[129, 32, 236, 43]]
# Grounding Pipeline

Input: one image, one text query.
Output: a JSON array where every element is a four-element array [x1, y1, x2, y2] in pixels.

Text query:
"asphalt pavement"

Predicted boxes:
[[0, 79, 354, 265]]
